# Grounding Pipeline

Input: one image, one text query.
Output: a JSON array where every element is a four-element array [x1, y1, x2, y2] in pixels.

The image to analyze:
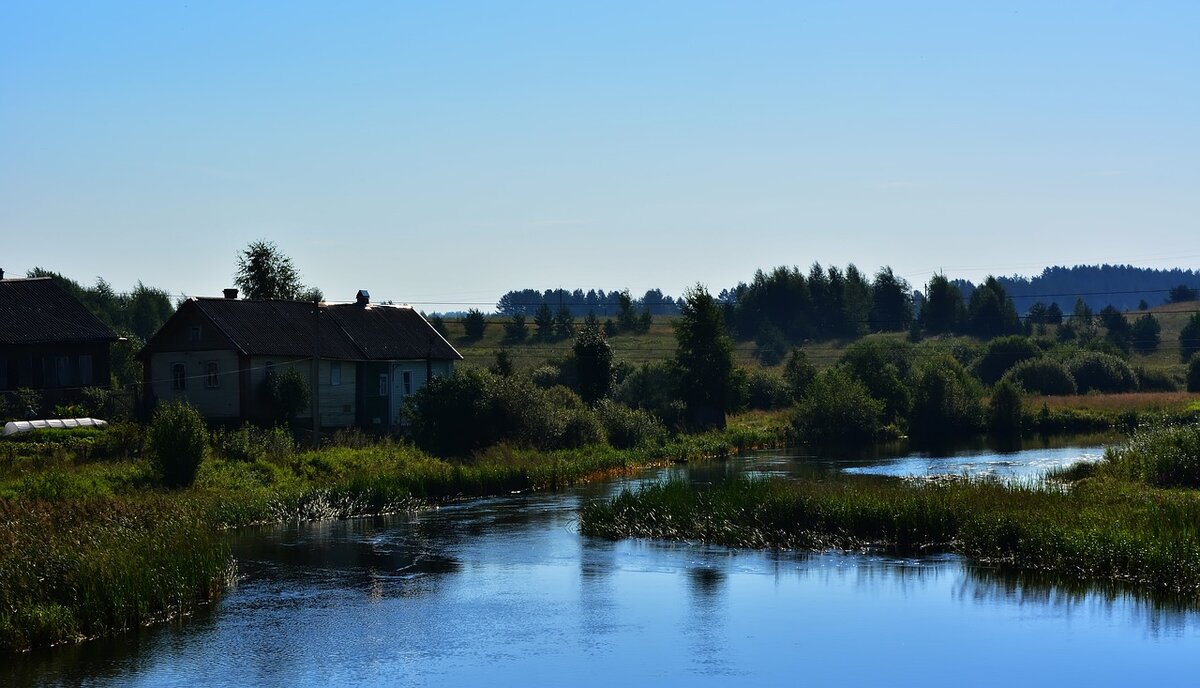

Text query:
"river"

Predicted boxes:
[[9, 437, 1199, 686]]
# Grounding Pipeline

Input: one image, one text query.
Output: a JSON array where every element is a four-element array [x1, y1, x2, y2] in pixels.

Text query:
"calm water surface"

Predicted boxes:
[[10, 438, 1199, 686]]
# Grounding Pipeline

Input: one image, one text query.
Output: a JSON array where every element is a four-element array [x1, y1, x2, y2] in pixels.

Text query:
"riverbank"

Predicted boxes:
[[580, 423, 1200, 595], [0, 413, 789, 653]]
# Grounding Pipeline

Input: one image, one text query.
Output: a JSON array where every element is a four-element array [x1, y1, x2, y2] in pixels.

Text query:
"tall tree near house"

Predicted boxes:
[[234, 240, 314, 300], [674, 285, 739, 430]]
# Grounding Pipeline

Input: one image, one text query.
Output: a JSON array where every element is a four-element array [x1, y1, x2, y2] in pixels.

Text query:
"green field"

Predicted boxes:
[[441, 301, 1197, 381]]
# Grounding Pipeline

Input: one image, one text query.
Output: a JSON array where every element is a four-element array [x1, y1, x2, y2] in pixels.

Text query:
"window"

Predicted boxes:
[[402, 370, 413, 396], [172, 363, 187, 390], [79, 355, 93, 385], [205, 361, 220, 388], [189, 326, 202, 342], [378, 373, 388, 396], [55, 357, 70, 387], [330, 361, 342, 386]]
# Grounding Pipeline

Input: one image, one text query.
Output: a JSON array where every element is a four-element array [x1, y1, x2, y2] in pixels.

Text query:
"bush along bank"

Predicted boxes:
[[580, 423, 1200, 595]]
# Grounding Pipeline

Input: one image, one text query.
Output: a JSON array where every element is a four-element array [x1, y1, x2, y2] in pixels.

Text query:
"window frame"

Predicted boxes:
[[205, 361, 220, 389], [171, 362, 187, 391]]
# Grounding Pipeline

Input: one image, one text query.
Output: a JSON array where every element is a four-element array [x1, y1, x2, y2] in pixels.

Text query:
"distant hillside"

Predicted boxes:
[[953, 265, 1200, 314]]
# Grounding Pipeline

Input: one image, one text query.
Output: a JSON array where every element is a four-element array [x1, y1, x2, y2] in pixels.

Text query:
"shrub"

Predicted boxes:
[[1182, 313, 1200, 362], [1135, 366, 1179, 393], [503, 313, 529, 342], [537, 386, 605, 450], [791, 368, 883, 445], [213, 423, 294, 463], [406, 369, 605, 457], [594, 400, 666, 449], [1067, 352, 1138, 394], [1131, 313, 1161, 354], [1102, 424, 1200, 488], [908, 355, 983, 441], [754, 323, 788, 366], [147, 401, 209, 488], [839, 338, 914, 423], [973, 335, 1040, 385], [745, 369, 792, 410], [1188, 354, 1200, 393], [782, 348, 816, 399], [530, 365, 562, 389], [573, 322, 614, 403], [490, 350, 515, 377], [1002, 358, 1077, 396], [262, 366, 310, 422], [615, 362, 686, 431], [988, 379, 1023, 434]]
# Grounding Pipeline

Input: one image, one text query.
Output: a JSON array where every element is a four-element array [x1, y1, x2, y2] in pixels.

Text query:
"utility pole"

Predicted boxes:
[[311, 300, 320, 449]]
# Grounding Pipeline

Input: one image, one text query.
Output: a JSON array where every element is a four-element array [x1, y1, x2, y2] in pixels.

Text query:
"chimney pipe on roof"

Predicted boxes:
[[356, 290, 370, 306], [0, 268, 5, 280], [223, 288, 238, 299]]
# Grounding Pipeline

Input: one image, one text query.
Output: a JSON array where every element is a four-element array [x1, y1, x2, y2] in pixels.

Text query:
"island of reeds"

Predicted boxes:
[[580, 422, 1200, 594]]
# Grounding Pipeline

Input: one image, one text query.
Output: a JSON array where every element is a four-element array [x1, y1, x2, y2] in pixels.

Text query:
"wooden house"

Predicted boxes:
[[140, 289, 462, 430], [0, 274, 120, 412]]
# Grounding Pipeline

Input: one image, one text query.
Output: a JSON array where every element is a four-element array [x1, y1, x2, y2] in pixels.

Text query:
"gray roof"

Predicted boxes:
[[145, 297, 462, 361], [0, 278, 119, 345]]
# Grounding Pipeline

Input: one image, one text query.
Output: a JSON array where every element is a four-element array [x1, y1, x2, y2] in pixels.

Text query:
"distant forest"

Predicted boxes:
[[495, 288, 682, 317], [952, 265, 1200, 314]]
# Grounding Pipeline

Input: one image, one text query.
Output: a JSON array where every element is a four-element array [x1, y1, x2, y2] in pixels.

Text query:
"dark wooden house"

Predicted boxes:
[[0, 275, 120, 412], [140, 289, 462, 430]]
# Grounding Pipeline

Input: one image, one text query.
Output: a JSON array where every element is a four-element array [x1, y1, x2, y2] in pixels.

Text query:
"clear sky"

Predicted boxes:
[[2, 1, 1197, 308]]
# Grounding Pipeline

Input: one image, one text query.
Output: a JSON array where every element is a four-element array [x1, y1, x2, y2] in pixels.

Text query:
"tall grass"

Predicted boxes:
[[580, 472, 1200, 593], [0, 496, 230, 652], [1098, 423, 1200, 488]]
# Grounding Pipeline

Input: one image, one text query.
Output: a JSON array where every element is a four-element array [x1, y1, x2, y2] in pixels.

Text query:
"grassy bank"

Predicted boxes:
[[0, 412, 789, 652], [580, 424, 1200, 594]]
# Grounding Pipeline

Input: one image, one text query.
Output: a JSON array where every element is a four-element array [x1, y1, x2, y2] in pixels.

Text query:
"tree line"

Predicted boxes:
[[495, 288, 682, 317]]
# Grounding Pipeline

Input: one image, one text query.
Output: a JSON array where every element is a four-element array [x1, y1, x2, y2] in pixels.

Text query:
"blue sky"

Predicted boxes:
[[2, 1, 1196, 307]]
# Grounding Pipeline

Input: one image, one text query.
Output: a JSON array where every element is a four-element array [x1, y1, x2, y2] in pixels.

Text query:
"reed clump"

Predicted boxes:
[[580, 467, 1200, 594], [0, 495, 230, 652]]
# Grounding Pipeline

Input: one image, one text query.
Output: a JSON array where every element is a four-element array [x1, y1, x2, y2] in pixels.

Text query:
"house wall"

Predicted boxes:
[[0, 342, 113, 409], [390, 359, 454, 426], [147, 353, 357, 428], [247, 356, 356, 428], [148, 350, 242, 419]]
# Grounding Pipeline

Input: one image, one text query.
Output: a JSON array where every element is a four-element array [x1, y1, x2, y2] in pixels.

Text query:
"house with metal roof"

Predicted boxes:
[[140, 289, 462, 430], [0, 274, 120, 413]]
